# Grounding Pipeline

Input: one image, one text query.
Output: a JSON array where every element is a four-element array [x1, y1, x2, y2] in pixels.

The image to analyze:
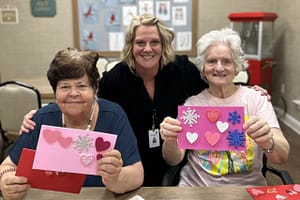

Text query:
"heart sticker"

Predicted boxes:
[[275, 194, 287, 200], [251, 188, 265, 196], [293, 184, 300, 192], [43, 129, 61, 144], [80, 154, 94, 166], [206, 110, 221, 123], [205, 131, 221, 146], [96, 154, 103, 160], [186, 132, 198, 144], [216, 121, 229, 133], [95, 137, 111, 152], [58, 136, 73, 148]]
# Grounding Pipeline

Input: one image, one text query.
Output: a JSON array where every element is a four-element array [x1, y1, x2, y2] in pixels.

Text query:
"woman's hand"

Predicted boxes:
[[243, 116, 290, 164], [160, 116, 182, 142], [97, 149, 123, 185], [252, 85, 271, 101], [97, 149, 143, 194], [160, 117, 185, 166], [0, 171, 30, 200], [19, 110, 37, 134], [243, 116, 272, 149], [97, 149, 123, 190]]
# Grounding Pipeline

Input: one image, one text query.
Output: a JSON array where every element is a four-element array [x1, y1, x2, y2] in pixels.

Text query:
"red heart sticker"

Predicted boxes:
[[206, 110, 221, 123], [43, 129, 61, 144], [205, 131, 221, 146], [95, 137, 111, 152], [58, 136, 73, 148], [96, 154, 103, 160]]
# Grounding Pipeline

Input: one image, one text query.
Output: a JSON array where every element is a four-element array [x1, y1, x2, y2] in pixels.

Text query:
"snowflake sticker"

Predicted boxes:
[[180, 107, 200, 127], [226, 129, 246, 149], [74, 134, 93, 153], [228, 111, 241, 125]]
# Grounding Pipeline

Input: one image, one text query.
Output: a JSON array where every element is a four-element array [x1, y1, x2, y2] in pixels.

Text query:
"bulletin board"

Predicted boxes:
[[72, 0, 198, 57]]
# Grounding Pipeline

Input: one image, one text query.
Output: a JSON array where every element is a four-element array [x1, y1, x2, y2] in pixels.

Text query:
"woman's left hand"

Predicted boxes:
[[243, 116, 273, 150], [97, 149, 123, 185]]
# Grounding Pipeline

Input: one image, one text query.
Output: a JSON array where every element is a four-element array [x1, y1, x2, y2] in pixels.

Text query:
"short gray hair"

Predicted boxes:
[[195, 28, 248, 80]]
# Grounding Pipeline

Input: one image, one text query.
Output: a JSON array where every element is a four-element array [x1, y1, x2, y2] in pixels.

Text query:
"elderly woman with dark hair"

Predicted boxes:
[[160, 28, 290, 187], [0, 48, 143, 200]]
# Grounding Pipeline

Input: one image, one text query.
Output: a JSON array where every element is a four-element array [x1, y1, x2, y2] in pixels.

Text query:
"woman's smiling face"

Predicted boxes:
[[203, 43, 237, 87], [133, 25, 162, 71], [55, 73, 95, 117]]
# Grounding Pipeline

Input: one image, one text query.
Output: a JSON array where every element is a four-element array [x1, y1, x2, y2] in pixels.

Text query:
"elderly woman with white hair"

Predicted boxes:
[[159, 28, 290, 187]]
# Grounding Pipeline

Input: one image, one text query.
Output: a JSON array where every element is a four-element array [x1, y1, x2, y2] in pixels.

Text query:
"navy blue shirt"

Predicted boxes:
[[9, 98, 141, 186], [98, 55, 208, 186]]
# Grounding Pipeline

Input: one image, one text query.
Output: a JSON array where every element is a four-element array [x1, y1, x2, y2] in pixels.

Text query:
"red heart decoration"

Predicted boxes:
[[43, 129, 61, 144], [58, 136, 73, 148], [95, 137, 111, 152], [96, 154, 103, 160], [206, 110, 221, 123], [204, 131, 221, 146]]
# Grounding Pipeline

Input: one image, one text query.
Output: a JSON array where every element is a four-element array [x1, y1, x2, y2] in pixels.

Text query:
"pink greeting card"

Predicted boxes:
[[177, 106, 245, 151], [247, 184, 300, 200], [33, 125, 117, 175], [16, 148, 86, 193]]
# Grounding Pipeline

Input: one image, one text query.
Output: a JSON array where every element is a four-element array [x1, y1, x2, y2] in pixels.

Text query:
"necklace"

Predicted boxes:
[[62, 100, 97, 131]]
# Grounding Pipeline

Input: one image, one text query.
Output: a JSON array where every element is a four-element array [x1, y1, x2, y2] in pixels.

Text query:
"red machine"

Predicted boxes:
[[228, 12, 278, 93]]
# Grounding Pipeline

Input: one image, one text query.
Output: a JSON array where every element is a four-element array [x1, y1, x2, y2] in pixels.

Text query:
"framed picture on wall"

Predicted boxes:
[[0, 6, 19, 24]]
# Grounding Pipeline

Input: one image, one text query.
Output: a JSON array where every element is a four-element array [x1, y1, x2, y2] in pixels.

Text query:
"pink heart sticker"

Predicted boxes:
[[204, 131, 221, 146], [206, 110, 221, 123], [80, 154, 94, 166], [95, 137, 111, 152], [43, 129, 61, 144], [293, 184, 300, 192], [251, 188, 265, 196], [58, 136, 73, 148]]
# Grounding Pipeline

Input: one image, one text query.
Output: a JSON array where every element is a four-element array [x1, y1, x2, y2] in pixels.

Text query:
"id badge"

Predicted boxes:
[[148, 129, 160, 148]]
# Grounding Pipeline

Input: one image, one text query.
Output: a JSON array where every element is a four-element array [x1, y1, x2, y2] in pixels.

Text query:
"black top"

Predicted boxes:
[[98, 55, 208, 186]]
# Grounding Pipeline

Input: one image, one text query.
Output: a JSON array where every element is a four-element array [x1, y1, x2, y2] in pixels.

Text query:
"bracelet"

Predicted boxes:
[[0, 168, 16, 179], [262, 136, 275, 153]]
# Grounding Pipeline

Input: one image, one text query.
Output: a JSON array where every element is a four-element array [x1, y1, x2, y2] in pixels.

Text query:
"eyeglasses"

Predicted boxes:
[[134, 40, 161, 48]]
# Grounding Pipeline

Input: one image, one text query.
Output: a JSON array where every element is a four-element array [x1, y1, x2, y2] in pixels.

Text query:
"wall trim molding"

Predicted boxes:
[[279, 113, 300, 136]]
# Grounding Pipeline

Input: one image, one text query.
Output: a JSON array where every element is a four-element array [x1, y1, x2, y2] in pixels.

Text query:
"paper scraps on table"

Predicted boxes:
[[246, 184, 300, 200]]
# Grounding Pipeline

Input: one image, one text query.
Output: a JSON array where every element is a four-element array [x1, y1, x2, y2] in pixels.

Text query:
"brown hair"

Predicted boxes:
[[47, 47, 100, 93]]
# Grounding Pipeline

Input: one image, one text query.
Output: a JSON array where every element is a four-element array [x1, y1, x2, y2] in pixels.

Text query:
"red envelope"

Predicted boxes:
[[247, 184, 300, 200], [15, 148, 86, 194]]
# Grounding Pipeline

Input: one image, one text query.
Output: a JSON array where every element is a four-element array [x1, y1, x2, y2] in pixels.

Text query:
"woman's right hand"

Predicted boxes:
[[19, 110, 37, 134], [0, 171, 30, 200], [159, 116, 182, 142]]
